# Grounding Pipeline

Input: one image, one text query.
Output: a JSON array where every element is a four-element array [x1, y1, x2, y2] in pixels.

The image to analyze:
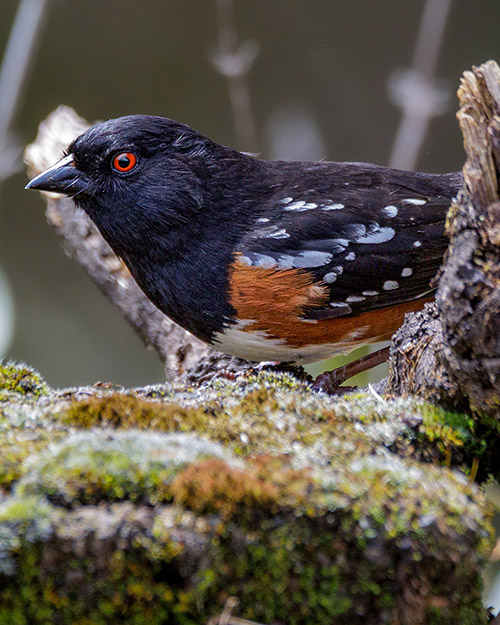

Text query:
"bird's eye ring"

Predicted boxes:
[[112, 152, 137, 173]]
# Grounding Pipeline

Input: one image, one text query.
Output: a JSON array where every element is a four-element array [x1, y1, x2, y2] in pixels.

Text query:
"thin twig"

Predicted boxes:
[[211, 0, 259, 152], [313, 346, 390, 393], [388, 0, 453, 170], [0, 0, 50, 181]]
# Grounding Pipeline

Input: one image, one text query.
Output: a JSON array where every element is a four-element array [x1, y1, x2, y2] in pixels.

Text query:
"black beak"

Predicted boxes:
[[25, 154, 88, 196]]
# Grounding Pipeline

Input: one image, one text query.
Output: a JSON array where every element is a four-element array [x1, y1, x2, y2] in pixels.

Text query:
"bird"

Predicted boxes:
[[26, 115, 461, 385]]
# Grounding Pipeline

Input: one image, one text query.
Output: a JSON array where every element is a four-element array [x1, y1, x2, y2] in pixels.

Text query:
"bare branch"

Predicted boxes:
[[210, 0, 259, 152], [0, 0, 50, 181], [388, 0, 453, 171]]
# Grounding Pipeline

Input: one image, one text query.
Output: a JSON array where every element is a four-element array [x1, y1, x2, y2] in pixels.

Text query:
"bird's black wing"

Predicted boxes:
[[237, 162, 460, 319]]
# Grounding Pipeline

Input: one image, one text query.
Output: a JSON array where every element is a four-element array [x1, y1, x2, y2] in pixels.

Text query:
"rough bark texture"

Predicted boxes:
[[387, 61, 500, 421], [24, 106, 213, 382]]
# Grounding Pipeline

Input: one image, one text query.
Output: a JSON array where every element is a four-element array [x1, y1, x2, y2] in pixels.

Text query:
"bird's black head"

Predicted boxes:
[[26, 115, 241, 258]]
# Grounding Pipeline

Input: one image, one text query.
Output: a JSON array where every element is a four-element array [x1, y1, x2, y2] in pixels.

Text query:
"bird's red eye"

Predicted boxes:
[[112, 152, 137, 173]]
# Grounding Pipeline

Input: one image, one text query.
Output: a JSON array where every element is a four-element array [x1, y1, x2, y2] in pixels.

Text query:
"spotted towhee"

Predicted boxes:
[[26, 115, 460, 375]]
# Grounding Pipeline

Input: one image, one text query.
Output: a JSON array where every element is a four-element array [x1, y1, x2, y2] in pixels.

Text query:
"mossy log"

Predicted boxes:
[[0, 362, 494, 624]]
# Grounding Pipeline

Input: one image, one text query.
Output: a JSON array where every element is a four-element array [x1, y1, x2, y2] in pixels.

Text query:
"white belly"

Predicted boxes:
[[212, 320, 370, 364]]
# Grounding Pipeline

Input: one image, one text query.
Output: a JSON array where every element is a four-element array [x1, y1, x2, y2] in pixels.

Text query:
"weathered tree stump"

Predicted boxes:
[[386, 62, 500, 424]]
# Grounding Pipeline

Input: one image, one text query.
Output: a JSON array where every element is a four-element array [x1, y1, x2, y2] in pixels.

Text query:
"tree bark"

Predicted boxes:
[[386, 61, 500, 422]]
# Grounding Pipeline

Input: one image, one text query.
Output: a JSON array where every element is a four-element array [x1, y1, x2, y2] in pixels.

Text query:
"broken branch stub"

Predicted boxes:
[[387, 60, 500, 420]]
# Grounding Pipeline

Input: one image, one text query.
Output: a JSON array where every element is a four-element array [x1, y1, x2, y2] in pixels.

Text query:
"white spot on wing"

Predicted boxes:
[[281, 197, 293, 204], [404, 198, 426, 205], [310, 239, 349, 254], [323, 265, 345, 283], [331, 238, 349, 247], [413, 240, 422, 248], [362, 290, 379, 296], [292, 251, 333, 268], [322, 203, 345, 210], [284, 200, 317, 212], [346, 295, 366, 303], [401, 267, 413, 277], [356, 227, 395, 244], [344, 224, 366, 237], [382, 205, 398, 218], [284, 200, 306, 211], [345, 252, 356, 261], [277, 254, 294, 269], [251, 254, 276, 268], [323, 272, 337, 283], [256, 217, 270, 223], [383, 280, 399, 291], [268, 228, 290, 239]]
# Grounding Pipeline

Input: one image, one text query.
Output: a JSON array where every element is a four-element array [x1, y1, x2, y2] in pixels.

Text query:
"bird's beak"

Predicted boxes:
[[25, 154, 88, 196]]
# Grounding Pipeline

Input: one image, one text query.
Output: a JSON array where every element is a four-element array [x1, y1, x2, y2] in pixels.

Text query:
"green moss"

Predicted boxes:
[[0, 494, 53, 575], [17, 430, 233, 507], [0, 366, 494, 623], [57, 375, 500, 483], [170, 454, 320, 522], [0, 404, 69, 492], [0, 503, 208, 625], [0, 450, 491, 624], [63, 394, 206, 432], [406, 402, 500, 481], [0, 362, 48, 398], [219, 518, 356, 623], [418, 404, 474, 446], [0, 435, 56, 490]]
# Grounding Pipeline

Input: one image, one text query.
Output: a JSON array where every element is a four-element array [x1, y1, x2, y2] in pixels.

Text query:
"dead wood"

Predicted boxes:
[[387, 60, 500, 420]]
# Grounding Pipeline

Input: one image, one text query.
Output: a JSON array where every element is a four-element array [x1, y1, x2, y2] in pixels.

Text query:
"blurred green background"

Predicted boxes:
[[1, 0, 500, 388]]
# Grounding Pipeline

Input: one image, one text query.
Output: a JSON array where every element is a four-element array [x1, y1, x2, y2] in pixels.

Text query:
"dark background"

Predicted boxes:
[[1, 0, 499, 387]]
